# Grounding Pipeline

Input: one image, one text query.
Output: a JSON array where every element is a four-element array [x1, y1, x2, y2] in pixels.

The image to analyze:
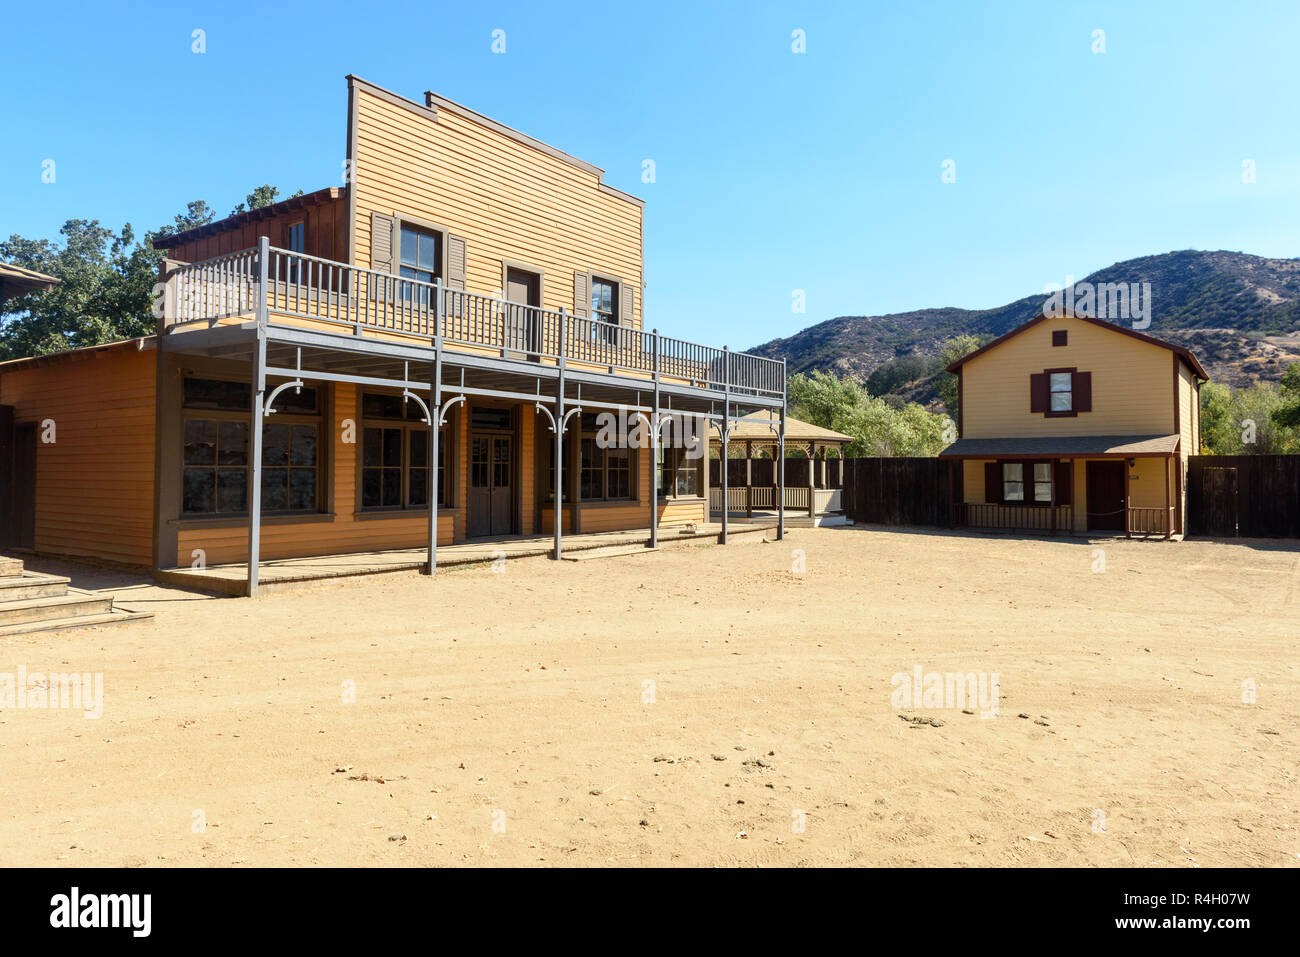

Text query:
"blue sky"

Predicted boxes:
[[3, 0, 1298, 350]]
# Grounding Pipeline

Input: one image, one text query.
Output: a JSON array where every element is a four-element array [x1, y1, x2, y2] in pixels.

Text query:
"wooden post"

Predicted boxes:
[[1170, 455, 1180, 540], [1124, 458, 1132, 539], [745, 440, 753, 518], [1049, 459, 1057, 536], [808, 442, 817, 518]]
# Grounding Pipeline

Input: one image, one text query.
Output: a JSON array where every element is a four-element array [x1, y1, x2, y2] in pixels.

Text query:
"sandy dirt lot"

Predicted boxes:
[[1, 526, 1297, 867]]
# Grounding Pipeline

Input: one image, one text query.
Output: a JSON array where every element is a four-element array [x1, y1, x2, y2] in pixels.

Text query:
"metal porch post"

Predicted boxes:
[[650, 329, 660, 550], [555, 309, 566, 560], [248, 236, 270, 597], [721, 346, 730, 545], [428, 280, 443, 575], [777, 360, 786, 541]]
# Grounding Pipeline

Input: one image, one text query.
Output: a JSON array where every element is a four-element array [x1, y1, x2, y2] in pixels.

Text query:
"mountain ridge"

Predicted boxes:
[[748, 250, 1300, 393]]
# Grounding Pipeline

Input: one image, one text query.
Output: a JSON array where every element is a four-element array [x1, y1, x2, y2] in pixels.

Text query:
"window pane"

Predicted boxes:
[[289, 468, 316, 510], [290, 425, 317, 466], [1033, 463, 1052, 482], [217, 468, 247, 512], [183, 378, 250, 411], [419, 232, 437, 271], [1050, 391, 1072, 412], [362, 468, 382, 507], [410, 429, 428, 466], [184, 419, 217, 466], [263, 424, 289, 467], [1049, 373, 1072, 392], [1033, 481, 1052, 502], [183, 468, 215, 513], [362, 427, 382, 466], [1003, 481, 1024, 501], [382, 428, 401, 468], [275, 386, 317, 415], [262, 468, 288, 510], [400, 227, 419, 266], [382, 468, 401, 506], [409, 467, 427, 507], [1002, 463, 1023, 482], [218, 421, 248, 466]]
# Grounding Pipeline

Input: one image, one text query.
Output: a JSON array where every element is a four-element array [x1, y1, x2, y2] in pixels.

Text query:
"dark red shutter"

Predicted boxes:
[[1030, 373, 1048, 413], [1073, 371, 1092, 412], [984, 462, 1000, 503], [1054, 460, 1072, 504]]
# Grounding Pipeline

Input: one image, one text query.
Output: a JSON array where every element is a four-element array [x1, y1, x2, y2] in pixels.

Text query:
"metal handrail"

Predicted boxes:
[[161, 245, 786, 397]]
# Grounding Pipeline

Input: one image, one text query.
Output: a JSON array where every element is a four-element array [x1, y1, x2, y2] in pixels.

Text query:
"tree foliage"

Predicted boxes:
[[788, 369, 951, 457], [1, 186, 299, 361], [1200, 376, 1300, 454]]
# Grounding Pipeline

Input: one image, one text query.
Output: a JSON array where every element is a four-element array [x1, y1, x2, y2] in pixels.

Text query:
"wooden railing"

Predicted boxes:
[[1127, 506, 1173, 537], [955, 503, 1073, 532], [160, 243, 784, 399], [708, 486, 818, 513]]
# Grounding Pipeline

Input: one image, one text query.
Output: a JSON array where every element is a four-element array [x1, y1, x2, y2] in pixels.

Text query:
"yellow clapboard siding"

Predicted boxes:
[[963, 315, 1176, 438], [352, 88, 643, 327]]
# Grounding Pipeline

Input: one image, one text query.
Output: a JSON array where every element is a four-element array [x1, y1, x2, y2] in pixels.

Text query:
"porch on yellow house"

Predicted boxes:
[[940, 434, 1184, 539]]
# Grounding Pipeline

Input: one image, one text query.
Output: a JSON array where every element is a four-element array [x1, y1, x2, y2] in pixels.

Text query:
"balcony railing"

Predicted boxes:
[[160, 242, 785, 399]]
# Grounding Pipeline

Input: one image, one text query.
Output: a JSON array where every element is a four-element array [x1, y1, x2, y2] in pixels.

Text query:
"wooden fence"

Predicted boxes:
[[1187, 455, 1300, 538], [840, 458, 951, 527]]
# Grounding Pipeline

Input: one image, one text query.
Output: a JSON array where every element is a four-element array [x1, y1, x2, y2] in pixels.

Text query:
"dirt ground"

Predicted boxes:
[[1, 526, 1297, 867]]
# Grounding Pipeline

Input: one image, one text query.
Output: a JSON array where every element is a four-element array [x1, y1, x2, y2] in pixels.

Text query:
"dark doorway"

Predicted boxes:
[[504, 267, 540, 355], [11, 423, 37, 549], [468, 433, 513, 537], [1085, 460, 1125, 531]]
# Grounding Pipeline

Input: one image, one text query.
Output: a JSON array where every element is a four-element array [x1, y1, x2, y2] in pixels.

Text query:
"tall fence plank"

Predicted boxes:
[[1187, 455, 1300, 538]]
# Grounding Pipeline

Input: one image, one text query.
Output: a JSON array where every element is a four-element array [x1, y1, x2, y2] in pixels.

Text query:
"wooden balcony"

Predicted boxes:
[[157, 242, 784, 401]]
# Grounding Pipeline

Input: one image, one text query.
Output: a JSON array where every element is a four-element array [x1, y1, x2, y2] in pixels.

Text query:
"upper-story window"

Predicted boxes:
[[287, 221, 305, 253], [1049, 372, 1072, 412], [591, 277, 618, 325], [400, 225, 441, 285]]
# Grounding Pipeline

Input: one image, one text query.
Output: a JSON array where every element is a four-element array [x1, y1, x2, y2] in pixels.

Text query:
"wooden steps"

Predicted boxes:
[[0, 557, 151, 637]]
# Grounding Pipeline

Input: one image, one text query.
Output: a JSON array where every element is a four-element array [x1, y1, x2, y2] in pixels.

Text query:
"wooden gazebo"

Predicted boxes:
[[709, 413, 853, 521]]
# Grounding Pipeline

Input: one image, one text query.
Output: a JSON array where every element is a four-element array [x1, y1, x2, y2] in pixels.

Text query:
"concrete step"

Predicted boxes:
[[0, 573, 71, 602], [0, 557, 24, 577], [0, 592, 115, 627], [0, 608, 152, 638]]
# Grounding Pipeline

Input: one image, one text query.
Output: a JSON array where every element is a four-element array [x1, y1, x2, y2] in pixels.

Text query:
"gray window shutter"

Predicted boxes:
[[370, 212, 396, 273], [446, 234, 467, 290], [619, 282, 635, 328], [573, 272, 590, 317]]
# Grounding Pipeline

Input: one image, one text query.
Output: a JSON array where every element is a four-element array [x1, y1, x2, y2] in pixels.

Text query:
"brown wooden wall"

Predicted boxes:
[[0, 346, 156, 565], [163, 195, 347, 264]]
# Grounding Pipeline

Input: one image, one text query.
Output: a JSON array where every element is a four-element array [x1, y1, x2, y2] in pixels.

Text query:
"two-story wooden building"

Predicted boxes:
[[0, 76, 788, 593], [940, 311, 1208, 538]]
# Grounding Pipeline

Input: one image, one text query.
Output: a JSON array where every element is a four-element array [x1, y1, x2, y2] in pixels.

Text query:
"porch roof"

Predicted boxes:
[[714, 413, 853, 446], [939, 434, 1180, 459]]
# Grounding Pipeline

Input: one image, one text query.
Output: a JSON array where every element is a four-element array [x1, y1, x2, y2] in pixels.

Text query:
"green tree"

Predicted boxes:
[[787, 369, 951, 457], [0, 220, 159, 359], [230, 185, 304, 215], [935, 333, 987, 417], [1271, 362, 1300, 430], [1199, 379, 1300, 454]]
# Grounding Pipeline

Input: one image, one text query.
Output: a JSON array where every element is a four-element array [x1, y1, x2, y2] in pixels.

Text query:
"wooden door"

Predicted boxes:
[[1085, 461, 1125, 531], [468, 434, 513, 537], [12, 423, 37, 549], [504, 267, 539, 354]]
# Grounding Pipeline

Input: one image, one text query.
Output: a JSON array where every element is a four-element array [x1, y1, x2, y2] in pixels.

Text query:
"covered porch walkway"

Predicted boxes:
[[157, 519, 779, 596]]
